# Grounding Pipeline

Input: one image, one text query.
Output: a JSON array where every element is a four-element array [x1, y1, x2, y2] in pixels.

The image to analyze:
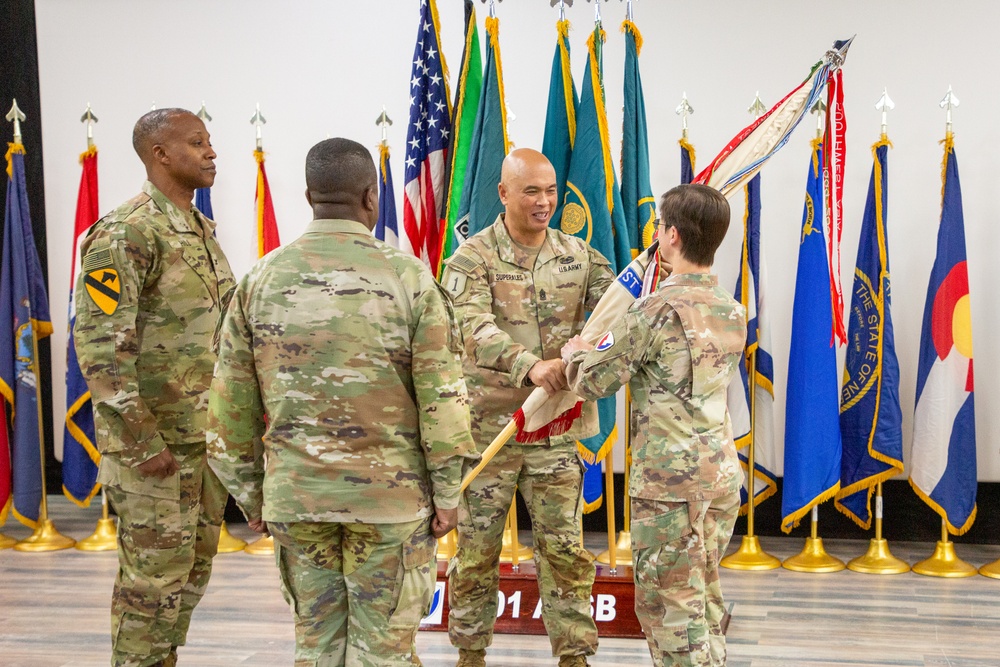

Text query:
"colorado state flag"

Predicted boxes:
[[909, 134, 976, 535]]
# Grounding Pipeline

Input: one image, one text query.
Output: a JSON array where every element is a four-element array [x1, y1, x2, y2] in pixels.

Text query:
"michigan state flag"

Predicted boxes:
[[781, 140, 842, 533], [620, 20, 656, 257], [541, 18, 578, 228], [454, 15, 509, 245], [910, 134, 977, 535], [835, 139, 903, 529]]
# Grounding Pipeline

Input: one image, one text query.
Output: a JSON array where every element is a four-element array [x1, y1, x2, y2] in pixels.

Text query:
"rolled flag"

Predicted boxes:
[[254, 149, 280, 257], [909, 134, 976, 535], [835, 139, 903, 528], [374, 142, 400, 248], [679, 137, 696, 186]]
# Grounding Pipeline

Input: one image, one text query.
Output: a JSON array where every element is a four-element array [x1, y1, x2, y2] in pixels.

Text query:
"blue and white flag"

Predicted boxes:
[[375, 142, 400, 248]]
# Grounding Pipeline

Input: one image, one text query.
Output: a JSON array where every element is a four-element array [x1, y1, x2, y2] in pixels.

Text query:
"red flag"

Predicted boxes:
[[254, 150, 280, 258]]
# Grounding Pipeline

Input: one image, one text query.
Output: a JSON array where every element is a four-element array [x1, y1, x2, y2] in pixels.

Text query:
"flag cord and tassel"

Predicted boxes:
[[912, 518, 976, 577], [781, 505, 844, 573], [846, 482, 909, 574]]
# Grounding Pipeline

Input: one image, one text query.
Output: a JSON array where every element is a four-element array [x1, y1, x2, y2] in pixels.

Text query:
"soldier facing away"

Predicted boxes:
[[73, 108, 235, 667], [207, 137, 476, 667], [440, 148, 614, 667], [562, 184, 747, 667]]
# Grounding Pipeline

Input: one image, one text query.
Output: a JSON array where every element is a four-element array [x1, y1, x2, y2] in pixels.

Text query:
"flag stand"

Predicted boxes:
[[244, 534, 274, 556], [722, 350, 780, 570], [499, 495, 532, 567], [217, 521, 247, 553], [912, 519, 976, 578], [0, 531, 13, 549], [782, 505, 844, 572], [75, 489, 117, 551], [978, 557, 1000, 579], [846, 483, 908, 574], [598, 390, 631, 569]]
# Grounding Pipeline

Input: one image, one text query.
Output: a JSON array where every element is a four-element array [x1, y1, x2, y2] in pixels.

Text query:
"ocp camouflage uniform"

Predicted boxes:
[[566, 273, 746, 667], [207, 219, 476, 667], [441, 215, 613, 658], [73, 181, 234, 667]]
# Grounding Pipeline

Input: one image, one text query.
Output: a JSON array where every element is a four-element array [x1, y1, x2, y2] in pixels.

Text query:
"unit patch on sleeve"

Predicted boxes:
[[595, 331, 615, 351], [82, 247, 121, 315]]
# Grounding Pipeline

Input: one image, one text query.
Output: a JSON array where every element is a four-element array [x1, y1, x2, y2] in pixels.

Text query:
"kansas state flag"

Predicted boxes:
[[781, 140, 842, 533], [835, 140, 903, 529], [909, 135, 977, 535]]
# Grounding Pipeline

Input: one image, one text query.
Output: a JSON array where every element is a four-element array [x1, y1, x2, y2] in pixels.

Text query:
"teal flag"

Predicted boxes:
[[541, 19, 578, 227], [454, 15, 508, 246], [620, 20, 656, 257]]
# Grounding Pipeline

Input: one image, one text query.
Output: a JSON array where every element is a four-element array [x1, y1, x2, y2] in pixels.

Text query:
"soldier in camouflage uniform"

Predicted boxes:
[[206, 138, 476, 667], [562, 184, 746, 667], [441, 149, 613, 667], [73, 109, 234, 667]]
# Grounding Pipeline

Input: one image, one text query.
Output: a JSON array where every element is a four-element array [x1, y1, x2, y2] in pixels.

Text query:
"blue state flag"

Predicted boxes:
[[726, 174, 777, 513], [375, 142, 400, 248], [194, 187, 213, 220], [909, 135, 976, 535], [0, 145, 53, 527], [835, 139, 903, 529], [541, 18, 578, 229], [781, 140, 842, 533], [620, 20, 656, 257], [680, 138, 696, 186]]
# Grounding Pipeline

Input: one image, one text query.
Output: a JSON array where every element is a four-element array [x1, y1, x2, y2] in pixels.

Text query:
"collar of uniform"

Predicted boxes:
[[306, 218, 371, 235], [491, 214, 571, 270], [142, 181, 204, 236], [663, 272, 718, 288]]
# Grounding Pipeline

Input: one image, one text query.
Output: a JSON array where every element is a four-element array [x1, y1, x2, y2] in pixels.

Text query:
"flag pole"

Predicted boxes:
[[597, 385, 630, 568], [723, 92, 780, 571], [7, 101, 74, 552]]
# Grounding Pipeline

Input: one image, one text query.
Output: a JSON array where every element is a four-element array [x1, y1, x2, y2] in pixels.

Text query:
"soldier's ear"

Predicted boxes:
[[304, 189, 312, 207], [498, 182, 508, 206]]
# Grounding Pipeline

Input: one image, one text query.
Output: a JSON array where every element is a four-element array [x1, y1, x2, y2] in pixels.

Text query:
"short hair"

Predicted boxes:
[[132, 108, 192, 159], [658, 184, 730, 266], [305, 138, 376, 200]]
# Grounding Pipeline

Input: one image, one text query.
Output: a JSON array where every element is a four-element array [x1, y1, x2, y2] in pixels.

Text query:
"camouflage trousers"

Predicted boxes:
[[269, 517, 437, 667], [103, 443, 227, 667], [448, 442, 598, 656], [630, 492, 740, 667]]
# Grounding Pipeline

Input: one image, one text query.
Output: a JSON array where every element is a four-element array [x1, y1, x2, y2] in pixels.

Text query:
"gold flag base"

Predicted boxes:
[[846, 538, 909, 574], [14, 518, 76, 552], [217, 521, 248, 553], [782, 537, 845, 573], [912, 541, 977, 578], [75, 517, 118, 552], [437, 529, 457, 561], [596, 530, 632, 565], [721, 535, 781, 571], [499, 530, 533, 563], [977, 558, 1000, 579], [244, 535, 275, 555], [0, 532, 16, 549]]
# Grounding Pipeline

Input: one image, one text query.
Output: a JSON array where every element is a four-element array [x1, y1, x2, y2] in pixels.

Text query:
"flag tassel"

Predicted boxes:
[[512, 400, 583, 444]]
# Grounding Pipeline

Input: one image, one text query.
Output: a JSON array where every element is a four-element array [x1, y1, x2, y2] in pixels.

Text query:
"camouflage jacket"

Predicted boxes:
[[441, 214, 614, 447], [73, 181, 235, 472], [566, 274, 746, 501], [207, 219, 477, 524]]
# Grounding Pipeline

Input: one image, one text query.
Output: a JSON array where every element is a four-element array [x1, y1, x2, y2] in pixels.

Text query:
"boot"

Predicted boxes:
[[558, 656, 590, 667], [455, 648, 487, 667]]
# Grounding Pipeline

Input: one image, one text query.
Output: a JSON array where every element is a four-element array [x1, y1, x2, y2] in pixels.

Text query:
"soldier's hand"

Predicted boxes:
[[431, 507, 458, 538], [136, 448, 180, 479], [248, 518, 269, 535], [527, 359, 568, 395], [561, 335, 593, 362]]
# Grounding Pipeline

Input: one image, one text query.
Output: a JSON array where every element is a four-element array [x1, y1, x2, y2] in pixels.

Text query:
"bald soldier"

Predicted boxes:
[[73, 108, 235, 667], [207, 138, 476, 667], [441, 149, 614, 667]]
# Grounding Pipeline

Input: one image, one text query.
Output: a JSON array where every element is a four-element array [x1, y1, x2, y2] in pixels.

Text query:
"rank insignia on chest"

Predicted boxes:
[[82, 248, 121, 315], [596, 331, 615, 351]]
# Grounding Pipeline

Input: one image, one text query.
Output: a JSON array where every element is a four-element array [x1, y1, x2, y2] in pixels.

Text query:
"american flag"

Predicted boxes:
[[402, 0, 451, 274]]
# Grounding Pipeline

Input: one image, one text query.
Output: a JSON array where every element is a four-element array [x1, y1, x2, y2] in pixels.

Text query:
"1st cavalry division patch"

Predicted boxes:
[[82, 248, 121, 315]]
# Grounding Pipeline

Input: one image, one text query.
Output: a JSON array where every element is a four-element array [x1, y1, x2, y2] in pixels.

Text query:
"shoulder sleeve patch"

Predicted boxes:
[[448, 253, 480, 275]]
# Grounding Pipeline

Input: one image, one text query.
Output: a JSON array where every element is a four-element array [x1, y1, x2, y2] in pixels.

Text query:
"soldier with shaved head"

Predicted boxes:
[[74, 108, 235, 667], [441, 148, 614, 667], [207, 137, 476, 667]]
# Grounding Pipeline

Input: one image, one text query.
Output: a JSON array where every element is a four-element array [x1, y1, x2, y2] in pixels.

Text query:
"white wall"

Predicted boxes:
[[35, 1, 999, 479]]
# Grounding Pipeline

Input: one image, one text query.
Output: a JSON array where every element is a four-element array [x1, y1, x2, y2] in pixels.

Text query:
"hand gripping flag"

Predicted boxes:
[[726, 174, 777, 514], [63, 145, 101, 506], [194, 186, 213, 220], [461, 39, 854, 492], [835, 139, 903, 529], [621, 20, 656, 258], [438, 0, 482, 270], [402, 0, 452, 274], [375, 142, 400, 247], [680, 137, 696, 186], [1, 143, 53, 527], [452, 13, 508, 247], [909, 134, 976, 535], [781, 140, 842, 533], [254, 150, 280, 257], [541, 18, 578, 230]]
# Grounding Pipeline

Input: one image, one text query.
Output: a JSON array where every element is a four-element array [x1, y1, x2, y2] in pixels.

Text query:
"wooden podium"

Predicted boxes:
[[420, 561, 644, 639]]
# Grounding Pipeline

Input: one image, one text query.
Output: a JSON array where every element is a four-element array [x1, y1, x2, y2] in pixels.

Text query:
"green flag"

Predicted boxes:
[[620, 20, 656, 258], [438, 0, 483, 271], [541, 19, 579, 226], [453, 15, 509, 247]]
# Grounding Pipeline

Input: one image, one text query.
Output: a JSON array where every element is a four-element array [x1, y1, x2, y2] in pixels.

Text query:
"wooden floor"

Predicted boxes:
[[2, 498, 1000, 667]]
